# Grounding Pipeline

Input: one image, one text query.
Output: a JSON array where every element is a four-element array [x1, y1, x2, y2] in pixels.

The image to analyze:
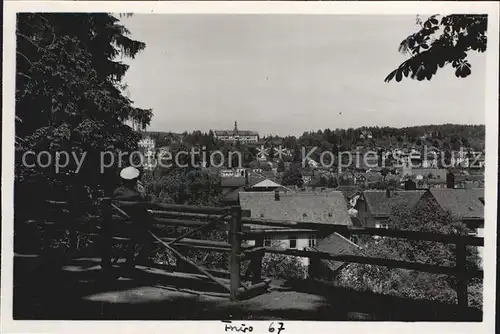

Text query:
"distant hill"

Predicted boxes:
[[294, 124, 485, 151], [142, 131, 182, 138], [141, 123, 485, 152]]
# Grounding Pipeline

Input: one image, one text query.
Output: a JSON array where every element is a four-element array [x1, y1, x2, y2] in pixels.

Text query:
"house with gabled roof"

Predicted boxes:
[[251, 179, 282, 191], [454, 174, 485, 189], [417, 188, 485, 264], [354, 190, 426, 228], [220, 171, 285, 204], [336, 186, 363, 200], [239, 191, 353, 267], [419, 188, 484, 234], [307, 232, 361, 280]]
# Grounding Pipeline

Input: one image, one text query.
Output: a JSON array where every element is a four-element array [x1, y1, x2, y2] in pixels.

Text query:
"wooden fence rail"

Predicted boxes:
[[241, 216, 484, 310], [241, 217, 484, 246], [40, 199, 484, 309]]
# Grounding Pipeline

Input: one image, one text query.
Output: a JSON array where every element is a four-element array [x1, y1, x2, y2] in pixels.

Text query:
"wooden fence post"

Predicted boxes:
[[229, 206, 242, 301], [455, 241, 468, 314], [251, 235, 264, 284]]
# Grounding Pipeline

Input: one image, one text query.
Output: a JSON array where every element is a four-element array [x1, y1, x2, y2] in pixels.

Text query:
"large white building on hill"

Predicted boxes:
[[214, 121, 259, 143]]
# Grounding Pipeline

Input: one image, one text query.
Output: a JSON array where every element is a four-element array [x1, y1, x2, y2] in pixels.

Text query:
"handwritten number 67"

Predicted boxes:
[[269, 322, 285, 334]]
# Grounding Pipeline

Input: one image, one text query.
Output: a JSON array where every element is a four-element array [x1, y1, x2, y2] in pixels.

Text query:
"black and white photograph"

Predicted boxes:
[[2, 1, 499, 333]]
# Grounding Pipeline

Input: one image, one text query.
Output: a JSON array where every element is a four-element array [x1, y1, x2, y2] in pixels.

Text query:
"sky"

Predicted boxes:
[[120, 14, 487, 137]]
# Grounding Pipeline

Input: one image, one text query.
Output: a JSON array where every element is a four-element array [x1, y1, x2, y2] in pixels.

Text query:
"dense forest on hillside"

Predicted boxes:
[[144, 124, 485, 152]]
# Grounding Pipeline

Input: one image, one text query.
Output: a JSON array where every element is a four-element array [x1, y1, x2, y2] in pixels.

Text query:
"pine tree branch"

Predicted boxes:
[[17, 32, 41, 49], [16, 51, 35, 67], [17, 72, 32, 80]]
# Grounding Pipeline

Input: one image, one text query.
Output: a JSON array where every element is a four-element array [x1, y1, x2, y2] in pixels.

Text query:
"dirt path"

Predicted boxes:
[[13, 255, 482, 321], [14, 256, 331, 320]]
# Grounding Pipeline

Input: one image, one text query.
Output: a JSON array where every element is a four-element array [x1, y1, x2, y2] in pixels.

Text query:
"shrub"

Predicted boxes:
[[261, 253, 308, 280]]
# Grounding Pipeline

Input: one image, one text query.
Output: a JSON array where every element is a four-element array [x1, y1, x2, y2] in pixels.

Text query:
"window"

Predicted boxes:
[[289, 237, 297, 249], [308, 237, 316, 247], [264, 236, 272, 247], [375, 221, 389, 229]]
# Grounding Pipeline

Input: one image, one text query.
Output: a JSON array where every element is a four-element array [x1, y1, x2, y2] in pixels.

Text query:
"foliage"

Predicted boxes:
[[261, 240, 308, 280], [153, 225, 229, 271], [385, 14, 487, 82], [142, 168, 223, 206], [147, 124, 485, 170], [141, 167, 225, 268], [277, 159, 286, 173], [15, 13, 152, 214], [282, 162, 304, 187], [335, 200, 482, 308]]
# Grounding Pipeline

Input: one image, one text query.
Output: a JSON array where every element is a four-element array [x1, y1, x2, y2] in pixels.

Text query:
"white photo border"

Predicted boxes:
[[2, 1, 499, 333]]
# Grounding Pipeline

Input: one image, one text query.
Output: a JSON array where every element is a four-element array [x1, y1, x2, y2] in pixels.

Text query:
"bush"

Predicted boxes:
[[261, 253, 308, 280]]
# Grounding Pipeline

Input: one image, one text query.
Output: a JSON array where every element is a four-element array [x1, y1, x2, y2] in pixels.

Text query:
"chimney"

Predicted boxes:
[[386, 188, 391, 198], [245, 169, 249, 187], [404, 179, 416, 190], [275, 189, 280, 201], [446, 170, 455, 189]]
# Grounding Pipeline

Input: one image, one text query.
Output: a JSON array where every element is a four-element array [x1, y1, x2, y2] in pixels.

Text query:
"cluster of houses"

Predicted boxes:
[[135, 126, 485, 280], [211, 150, 485, 279], [219, 178, 484, 278]]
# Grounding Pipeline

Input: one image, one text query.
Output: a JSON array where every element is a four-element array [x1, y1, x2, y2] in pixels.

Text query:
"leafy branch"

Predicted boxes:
[[385, 14, 487, 82]]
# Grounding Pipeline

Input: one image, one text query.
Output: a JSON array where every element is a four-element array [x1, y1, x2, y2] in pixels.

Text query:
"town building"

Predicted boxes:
[[402, 168, 448, 183], [359, 130, 373, 139], [239, 191, 353, 267], [307, 232, 361, 280], [417, 188, 485, 265], [213, 121, 259, 143], [138, 135, 155, 151], [354, 190, 426, 228], [418, 188, 484, 236], [220, 168, 247, 178], [220, 170, 285, 204], [454, 174, 485, 189], [138, 135, 156, 170]]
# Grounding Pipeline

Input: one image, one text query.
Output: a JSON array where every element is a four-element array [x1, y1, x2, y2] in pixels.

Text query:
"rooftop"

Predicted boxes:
[[214, 130, 259, 136], [335, 186, 362, 199], [239, 191, 352, 226], [362, 190, 426, 218], [252, 179, 282, 189], [311, 232, 361, 273], [409, 168, 448, 180], [429, 188, 484, 220], [214, 121, 258, 137]]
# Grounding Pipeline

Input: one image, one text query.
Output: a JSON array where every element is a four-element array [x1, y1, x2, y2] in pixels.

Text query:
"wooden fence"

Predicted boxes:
[[241, 216, 483, 310], [38, 199, 483, 308]]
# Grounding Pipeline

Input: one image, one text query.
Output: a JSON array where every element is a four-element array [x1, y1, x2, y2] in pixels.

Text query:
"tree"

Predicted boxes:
[[327, 176, 338, 188], [277, 158, 286, 173], [385, 14, 487, 82], [261, 240, 308, 280], [336, 199, 482, 307], [381, 167, 389, 182], [282, 162, 303, 188], [15, 13, 153, 213]]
